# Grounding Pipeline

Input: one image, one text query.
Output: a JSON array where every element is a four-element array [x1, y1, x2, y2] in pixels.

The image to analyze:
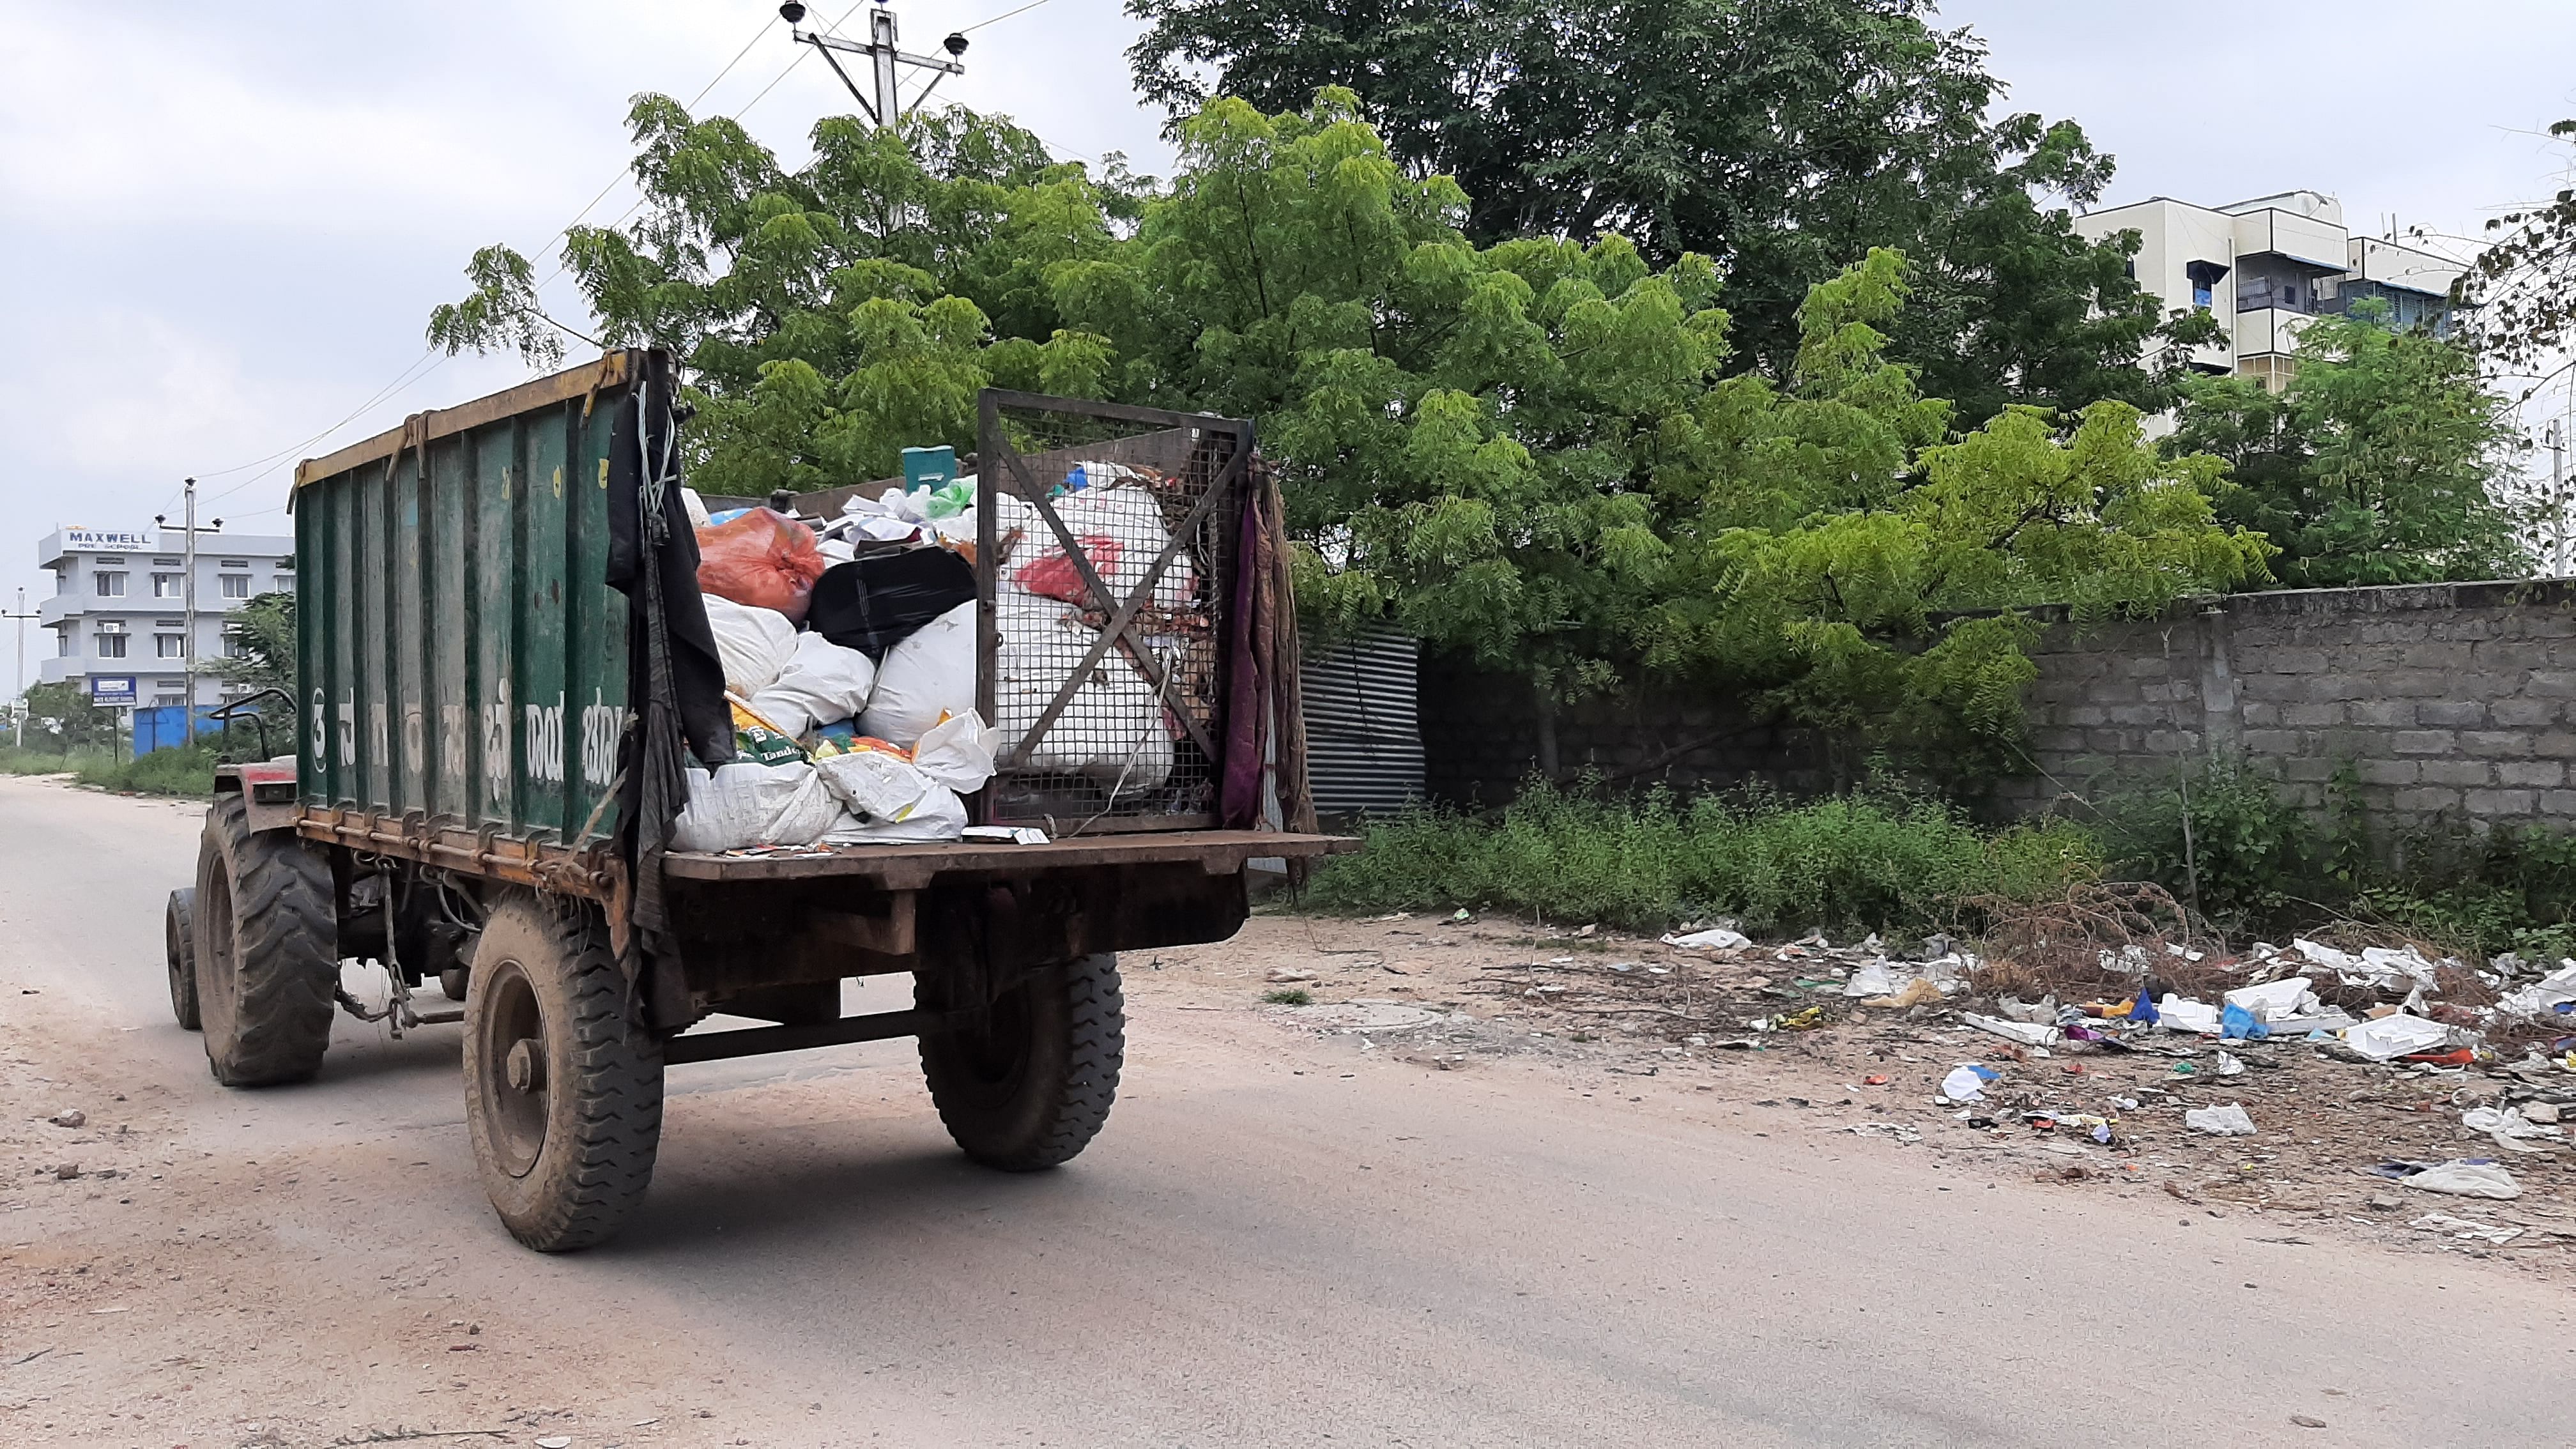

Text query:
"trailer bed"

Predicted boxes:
[[660, 829, 1355, 887]]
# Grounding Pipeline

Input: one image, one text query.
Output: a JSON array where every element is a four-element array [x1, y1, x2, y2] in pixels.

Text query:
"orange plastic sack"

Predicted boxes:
[[698, 510, 828, 624]]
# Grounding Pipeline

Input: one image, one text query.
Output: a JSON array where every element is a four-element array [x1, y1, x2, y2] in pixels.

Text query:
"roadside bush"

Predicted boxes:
[[1306, 783, 2101, 936], [0, 746, 112, 776], [2093, 760, 2332, 932], [77, 744, 218, 798]]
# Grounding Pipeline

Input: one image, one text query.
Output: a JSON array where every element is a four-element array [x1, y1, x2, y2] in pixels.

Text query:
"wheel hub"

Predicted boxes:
[[475, 960, 549, 1179]]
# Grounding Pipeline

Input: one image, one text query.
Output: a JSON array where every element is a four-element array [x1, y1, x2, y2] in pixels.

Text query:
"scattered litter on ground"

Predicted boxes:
[[2389, 1160, 2524, 1200], [2411, 1212, 2525, 1245], [2185, 1103, 2257, 1137]]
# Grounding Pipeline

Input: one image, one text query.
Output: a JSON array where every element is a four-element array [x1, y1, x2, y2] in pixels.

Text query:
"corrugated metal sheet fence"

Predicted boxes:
[[1299, 625, 1423, 815]]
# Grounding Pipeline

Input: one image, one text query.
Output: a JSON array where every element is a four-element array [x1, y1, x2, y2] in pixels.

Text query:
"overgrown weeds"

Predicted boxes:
[[76, 744, 217, 797], [1306, 782, 2101, 937]]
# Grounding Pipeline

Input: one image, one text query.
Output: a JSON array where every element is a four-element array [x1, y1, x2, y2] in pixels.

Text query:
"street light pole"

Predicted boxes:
[[4, 586, 27, 748]]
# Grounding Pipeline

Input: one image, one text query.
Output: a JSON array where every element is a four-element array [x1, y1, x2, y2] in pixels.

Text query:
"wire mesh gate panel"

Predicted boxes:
[[976, 390, 1253, 834]]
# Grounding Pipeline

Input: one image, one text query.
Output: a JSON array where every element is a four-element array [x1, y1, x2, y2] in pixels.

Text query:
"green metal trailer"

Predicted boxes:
[[169, 350, 1349, 1251]]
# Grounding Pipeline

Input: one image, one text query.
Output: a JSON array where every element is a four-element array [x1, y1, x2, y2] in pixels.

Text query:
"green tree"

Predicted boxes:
[[2169, 302, 2528, 586], [2457, 118, 2576, 378], [21, 680, 116, 756], [213, 591, 297, 698], [1122, 0, 2211, 424], [434, 91, 2269, 776], [429, 102, 1138, 484]]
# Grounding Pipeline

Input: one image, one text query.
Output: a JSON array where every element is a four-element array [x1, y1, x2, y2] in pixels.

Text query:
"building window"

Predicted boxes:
[[95, 572, 126, 597], [153, 694, 185, 708], [156, 634, 187, 659], [219, 574, 250, 599], [153, 572, 183, 599], [96, 633, 127, 659], [272, 576, 296, 594], [2192, 282, 2212, 309]]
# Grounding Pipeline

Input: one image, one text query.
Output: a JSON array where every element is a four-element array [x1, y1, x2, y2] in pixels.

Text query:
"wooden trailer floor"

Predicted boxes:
[[659, 829, 1357, 888]]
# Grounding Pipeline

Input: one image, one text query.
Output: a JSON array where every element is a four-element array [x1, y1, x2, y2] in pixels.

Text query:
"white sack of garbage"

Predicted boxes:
[[671, 761, 849, 852], [990, 595, 1174, 790], [857, 601, 977, 746], [749, 631, 878, 739], [702, 594, 799, 698], [816, 748, 969, 844]]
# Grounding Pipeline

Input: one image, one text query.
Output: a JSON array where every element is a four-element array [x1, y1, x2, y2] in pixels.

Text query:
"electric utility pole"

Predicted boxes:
[[2552, 420, 2568, 578], [183, 475, 199, 714], [3, 586, 29, 748], [780, 1, 967, 128]]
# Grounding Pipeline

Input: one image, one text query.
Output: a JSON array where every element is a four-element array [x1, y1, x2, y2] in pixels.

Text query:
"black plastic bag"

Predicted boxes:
[[808, 546, 978, 659]]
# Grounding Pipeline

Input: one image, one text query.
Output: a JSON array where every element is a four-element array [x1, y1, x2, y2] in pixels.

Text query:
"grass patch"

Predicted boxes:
[[77, 744, 219, 797], [1307, 783, 2101, 937], [0, 746, 112, 776], [1262, 987, 1314, 1006]]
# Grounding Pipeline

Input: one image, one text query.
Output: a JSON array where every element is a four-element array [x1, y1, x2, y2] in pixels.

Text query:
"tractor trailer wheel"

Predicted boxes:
[[164, 887, 201, 1031], [461, 894, 664, 1252], [919, 953, 1124, 1171], [192, 794, 338, 1085]]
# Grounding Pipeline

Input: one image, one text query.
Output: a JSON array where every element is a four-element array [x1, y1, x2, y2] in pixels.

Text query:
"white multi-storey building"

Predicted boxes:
[[36, 525, 296, 707], [2073, 190, 2465, 392]]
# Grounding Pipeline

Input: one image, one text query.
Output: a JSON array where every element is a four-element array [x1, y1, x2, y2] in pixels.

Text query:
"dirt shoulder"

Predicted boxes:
[[1168, 907, 2576, 1273]]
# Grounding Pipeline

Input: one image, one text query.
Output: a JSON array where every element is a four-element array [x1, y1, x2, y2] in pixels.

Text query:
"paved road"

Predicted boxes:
[[3, 774, 2572, 1448]]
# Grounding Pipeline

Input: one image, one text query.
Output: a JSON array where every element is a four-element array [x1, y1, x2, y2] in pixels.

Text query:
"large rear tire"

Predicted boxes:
[[165, 888, 201, 1031], [192, 795, 337, 1085], [462, 894, 664, 1252], [919, 953, 1124, 1170]]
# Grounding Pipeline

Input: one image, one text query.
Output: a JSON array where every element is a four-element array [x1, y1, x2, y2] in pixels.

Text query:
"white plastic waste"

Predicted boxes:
[[748, 631, 878, 739], [671, 761, 849, 852], [910, 709, 1000, 793], [2214, 1050, 2246, 1077], [680, 486, 710, 529], [702, 594, 800, 697], [2402, 1160, 2522, 1200], [1662, 926, 1752, 951], [2496, 960, 2576, 1018], [2157, 995, 2223, 1034], [2462, 1106, 2564, 1154], [1939, 1066, 1990, 1103], [1843, 961, 1895, 997], [858, 600, 978, 745], [2223, 976, 2319, 1023], [2341, 1013, 2450, 1061], [814, 749, 970, 844], [2184, 1103, 2256, 1136], [1962, 1013, 2061, 1048], [2409, 1211, 2523, 1245]]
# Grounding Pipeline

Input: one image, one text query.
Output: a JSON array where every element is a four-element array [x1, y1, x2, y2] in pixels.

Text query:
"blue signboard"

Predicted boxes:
[[88, 675, 137, 706]]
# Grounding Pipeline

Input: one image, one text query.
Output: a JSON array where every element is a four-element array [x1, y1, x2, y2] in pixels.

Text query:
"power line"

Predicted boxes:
[[958, 0, 1059, 34], [177, 8, 788, 508]]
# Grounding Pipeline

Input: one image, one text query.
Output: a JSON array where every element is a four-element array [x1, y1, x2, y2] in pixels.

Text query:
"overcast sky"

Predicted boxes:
[[4, 0, 2574, 696]]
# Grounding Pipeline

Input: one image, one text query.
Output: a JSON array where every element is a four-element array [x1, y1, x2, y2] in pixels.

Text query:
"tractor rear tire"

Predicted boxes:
[[462, 894, 664, 1252], [165, 888, 201, 1031], [919, 953, 1124, 1171], [192, 794, 338, 1086]]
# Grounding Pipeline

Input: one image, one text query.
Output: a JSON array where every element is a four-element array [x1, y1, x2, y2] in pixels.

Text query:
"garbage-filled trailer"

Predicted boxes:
[[167, 349, 1351, 1250]]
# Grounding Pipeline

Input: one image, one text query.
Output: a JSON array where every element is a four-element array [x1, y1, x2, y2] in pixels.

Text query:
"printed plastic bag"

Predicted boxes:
[[808, 546, 978, 658], [912, 709, 999, 793], [857, 600, 977, 746], [749, 631, 878, 739], [670, 761, 849, 851], [698, 509, 829, 624], [815, 749, 969, 844], [702, 594, 799, 697]]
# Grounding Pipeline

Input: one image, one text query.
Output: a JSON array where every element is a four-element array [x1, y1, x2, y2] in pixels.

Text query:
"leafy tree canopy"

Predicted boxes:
[[2167, 302, 2529, 588], [1122, 0, 2215, 425], [433, 91, 2268, 774], [20, 680, 117, 755], [2458, 118, 2576, 383]]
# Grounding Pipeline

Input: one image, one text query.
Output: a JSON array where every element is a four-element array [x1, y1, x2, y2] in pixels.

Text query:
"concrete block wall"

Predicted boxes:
[[1993, 580, 2576, 832], [1415, 581, 2576, 836]]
